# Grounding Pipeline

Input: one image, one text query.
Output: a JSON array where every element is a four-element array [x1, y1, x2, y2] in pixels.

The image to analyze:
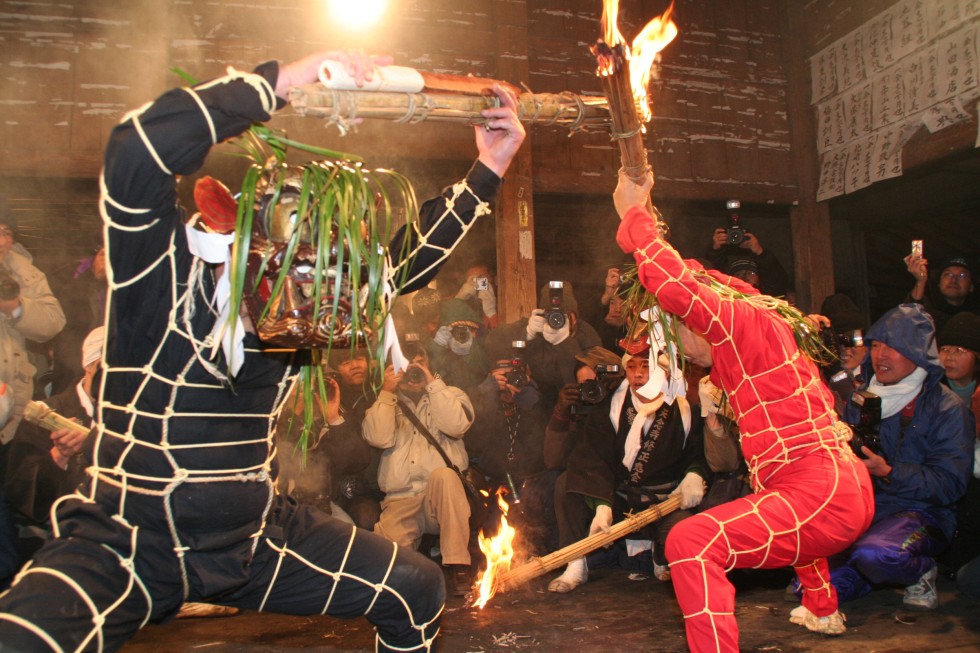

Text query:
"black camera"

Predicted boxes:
[[725, 200, 745, 246], [0, 269, 19, 302], [450, 324, 472, 343], [848, 390, 882, 459], [577, 363, 623, 405], [543, 280, 566, 330], [404, 366, 426, 385], [502, 340, 529, 389]]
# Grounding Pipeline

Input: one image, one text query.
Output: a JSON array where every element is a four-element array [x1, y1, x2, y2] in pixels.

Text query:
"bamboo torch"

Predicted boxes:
[[494, 496, 681, 593], [591, 1, 678, 230], [289, 66, 612, 135]]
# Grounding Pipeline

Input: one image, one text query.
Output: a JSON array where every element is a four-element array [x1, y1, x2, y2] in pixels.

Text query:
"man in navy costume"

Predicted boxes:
[[0, 51, 524, 652]]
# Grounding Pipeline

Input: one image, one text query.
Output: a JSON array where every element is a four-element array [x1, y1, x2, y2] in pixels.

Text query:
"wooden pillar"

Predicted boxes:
[[492, 0, 537, 323], [782, 0, 835, 313]]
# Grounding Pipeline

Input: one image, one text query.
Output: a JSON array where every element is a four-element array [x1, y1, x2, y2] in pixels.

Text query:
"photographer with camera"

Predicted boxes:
[[821, 304, 974, 611], [363, 341, 476, 597], [427, 298, 490, 394], [486, 280, 601, 408], [904, 252, 978, 335], [274, 347, 376, 528], [0, 200, 66, 444], [704, 200, 793, 301], [816, 293, 870, 416], [543, 346, 625, 471], [547, 336, 705, 594], [468, 340, 559, 555], [453, 264, 498, 330]]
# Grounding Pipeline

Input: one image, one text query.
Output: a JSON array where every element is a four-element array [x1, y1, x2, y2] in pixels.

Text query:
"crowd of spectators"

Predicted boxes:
[[0, 185, 977, 636]]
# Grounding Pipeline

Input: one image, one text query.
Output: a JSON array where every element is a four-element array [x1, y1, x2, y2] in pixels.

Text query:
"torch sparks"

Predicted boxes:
[[598, 0, 677, 124], [472, 491, 516, 609]]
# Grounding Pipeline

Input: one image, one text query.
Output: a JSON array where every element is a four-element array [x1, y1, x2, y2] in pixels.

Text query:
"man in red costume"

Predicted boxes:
[[612, 170, 874, 653]]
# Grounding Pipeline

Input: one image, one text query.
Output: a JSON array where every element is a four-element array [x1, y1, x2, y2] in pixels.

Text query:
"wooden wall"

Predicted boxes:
[[3, 1, 968, 318], [0, 0, 807, 309]]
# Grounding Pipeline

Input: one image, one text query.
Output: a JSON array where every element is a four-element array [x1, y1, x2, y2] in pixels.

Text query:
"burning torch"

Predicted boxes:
[[591, 0, 677, 233]]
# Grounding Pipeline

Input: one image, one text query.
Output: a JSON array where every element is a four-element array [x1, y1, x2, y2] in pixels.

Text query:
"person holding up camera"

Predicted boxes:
[[468, 340, 559, 555], [543, 346, 625, 471], [824, 303, 974, 611], [427, 298, 490, 394], [274, 350, 375, 527], [0, 200, 66, 444], [362, 341, 476, 597], [904, 251, 978, 335], [704, 201, 793, 301], [485, 280, 601, 408]]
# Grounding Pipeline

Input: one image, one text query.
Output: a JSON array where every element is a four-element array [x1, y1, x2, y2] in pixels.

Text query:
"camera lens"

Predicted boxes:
[[405, 366, 425, 384], [577, 379, 605, 405], [545, 309, 566, 330], [725, 226, 745, 246], [505, 365, 528, 389]]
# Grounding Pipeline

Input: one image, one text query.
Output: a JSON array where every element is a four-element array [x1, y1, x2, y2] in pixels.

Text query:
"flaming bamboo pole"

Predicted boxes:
[[494, 496, 681, 592], [289, 85, 611, 134], [591, 40, 652, 185]]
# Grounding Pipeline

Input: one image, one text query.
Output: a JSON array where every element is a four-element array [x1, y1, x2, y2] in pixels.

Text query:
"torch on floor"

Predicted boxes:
[[122, 565, 980, 652]]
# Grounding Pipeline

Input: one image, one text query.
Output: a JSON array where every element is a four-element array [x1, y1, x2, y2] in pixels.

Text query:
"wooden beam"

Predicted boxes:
[[531, 165, 800, 204], [782, 0, 835, 313], [902, 113, 980, 173], [493, 1, 537, 324]]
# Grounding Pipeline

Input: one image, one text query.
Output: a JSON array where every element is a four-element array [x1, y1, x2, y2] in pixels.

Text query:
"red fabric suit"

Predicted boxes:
[[617, 207, 874, 653]]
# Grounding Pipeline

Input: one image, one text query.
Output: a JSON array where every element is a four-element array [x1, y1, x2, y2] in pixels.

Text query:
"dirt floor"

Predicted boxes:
[[122, 565, 980, 653]]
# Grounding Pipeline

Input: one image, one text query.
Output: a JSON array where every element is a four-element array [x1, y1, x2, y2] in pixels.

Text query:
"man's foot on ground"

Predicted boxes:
[[903, 566, 939, 611], [548, 558, 588, 594], [789, 605, 846, 635], [653, 562, 671, 582], [447, 564, 473, 597]]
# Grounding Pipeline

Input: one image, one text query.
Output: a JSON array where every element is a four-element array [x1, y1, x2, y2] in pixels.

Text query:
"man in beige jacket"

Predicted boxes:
[[0, 200, 66, 443], [363, 342, 475, 596]]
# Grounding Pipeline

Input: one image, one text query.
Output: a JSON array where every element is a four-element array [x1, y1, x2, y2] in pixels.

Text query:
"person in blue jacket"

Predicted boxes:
[[832, 303, 974, 610]]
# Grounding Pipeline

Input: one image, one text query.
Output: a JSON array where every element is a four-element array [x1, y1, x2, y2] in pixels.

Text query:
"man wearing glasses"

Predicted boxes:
[[904, 253, 978, 334]]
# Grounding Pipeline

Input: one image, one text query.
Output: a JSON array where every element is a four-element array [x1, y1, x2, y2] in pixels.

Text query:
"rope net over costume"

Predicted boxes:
[[0, 62, 500, 653], [616, 204, 874, 653]]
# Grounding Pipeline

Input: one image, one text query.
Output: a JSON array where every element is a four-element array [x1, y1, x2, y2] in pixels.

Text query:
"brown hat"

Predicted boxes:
[[575, 346, 623, 370]]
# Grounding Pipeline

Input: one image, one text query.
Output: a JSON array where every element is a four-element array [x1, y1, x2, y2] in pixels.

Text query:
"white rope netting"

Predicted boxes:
[[0, 68, 480, 652]]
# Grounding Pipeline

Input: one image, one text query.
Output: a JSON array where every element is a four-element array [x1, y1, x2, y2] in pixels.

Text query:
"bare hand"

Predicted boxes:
[[613, 169, 654, 221], [50, 422, 86, 461], [476, 84, 526, 178], [904, 254, 928, 282], [322, 376, 342, 423], [381, 363, 402, 393], [860, 447, 892, 478], [805, 313, 832, 331], [604, 267, 621, 289], [711, 228, 728, 251], [741, 232, 763, 255]]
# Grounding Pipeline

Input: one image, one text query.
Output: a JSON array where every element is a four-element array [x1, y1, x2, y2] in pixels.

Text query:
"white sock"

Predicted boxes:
[[557, 557, 588, 584]]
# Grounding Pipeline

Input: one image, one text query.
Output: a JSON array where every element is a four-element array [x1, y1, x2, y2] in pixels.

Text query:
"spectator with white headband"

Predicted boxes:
[[547, 333, 705, 593]]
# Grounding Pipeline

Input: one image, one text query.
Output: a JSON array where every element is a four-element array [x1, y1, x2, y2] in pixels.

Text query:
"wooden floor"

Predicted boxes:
[[122, 566, 980, 652]]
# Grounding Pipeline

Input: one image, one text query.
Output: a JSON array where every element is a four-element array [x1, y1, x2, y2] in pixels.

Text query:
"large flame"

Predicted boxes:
[[473, 491, 516, 609], [600, 0, 678, 122]]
